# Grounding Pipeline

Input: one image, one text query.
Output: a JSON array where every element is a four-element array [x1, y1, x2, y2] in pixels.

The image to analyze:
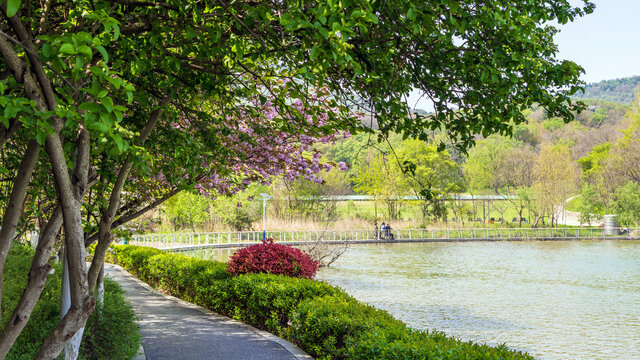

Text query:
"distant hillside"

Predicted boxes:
[[573, 76, 640, 104]]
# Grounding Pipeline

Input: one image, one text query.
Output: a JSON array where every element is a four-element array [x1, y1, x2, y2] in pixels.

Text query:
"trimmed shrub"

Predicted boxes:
[[346, 329, 533, 360], [146, 253, 230, 303], [110, 245, 163, 279], [227, 238, 318, 279], [108, 245, 535, 360], [211, 273, 340, 333], [289, 294, 407, 359]]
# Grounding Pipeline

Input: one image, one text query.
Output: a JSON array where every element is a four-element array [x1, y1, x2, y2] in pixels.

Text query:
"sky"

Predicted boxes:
[[408, 0, 639, 110], [555, 0, 640, 84]]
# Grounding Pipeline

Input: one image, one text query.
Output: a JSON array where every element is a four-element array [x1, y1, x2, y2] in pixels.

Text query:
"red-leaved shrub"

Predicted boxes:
[[227, 238, 318, 279]]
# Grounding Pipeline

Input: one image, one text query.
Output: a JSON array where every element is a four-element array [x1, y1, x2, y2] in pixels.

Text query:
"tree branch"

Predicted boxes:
[[5, 11, 59, 117], [88, 95, 171, 293], [0, 118, 22, 149]]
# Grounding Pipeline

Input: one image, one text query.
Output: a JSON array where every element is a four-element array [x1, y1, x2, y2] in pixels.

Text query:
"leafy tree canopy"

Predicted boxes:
[[0, 0, 594, 358], [613, 181, 640, 227]]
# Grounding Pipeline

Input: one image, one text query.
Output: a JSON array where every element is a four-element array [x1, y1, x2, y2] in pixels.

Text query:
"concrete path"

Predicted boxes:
[[104, 264, 312, 360], [555, 197, 602, 226]]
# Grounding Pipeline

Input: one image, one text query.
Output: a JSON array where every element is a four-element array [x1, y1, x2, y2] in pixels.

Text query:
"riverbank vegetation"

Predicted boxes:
[[109, 245, 534, 360], [127, 87, 640, 234], [1, 245, 140, 359]]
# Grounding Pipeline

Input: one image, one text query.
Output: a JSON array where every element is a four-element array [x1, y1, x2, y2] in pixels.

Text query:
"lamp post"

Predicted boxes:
[[260, 193, 272, 241]]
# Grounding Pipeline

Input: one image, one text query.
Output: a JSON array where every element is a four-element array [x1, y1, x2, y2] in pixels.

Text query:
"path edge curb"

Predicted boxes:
[[106, 263, 313, 360]]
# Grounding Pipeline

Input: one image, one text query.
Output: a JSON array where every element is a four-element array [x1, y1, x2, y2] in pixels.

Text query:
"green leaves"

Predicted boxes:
[[59, 43, 75, 54], [101, 96, 114, 113], [77, 45, 93, 59], [96, 45, 109, 63], [111, 133, 125, 153], [5, 0, 20, 17]]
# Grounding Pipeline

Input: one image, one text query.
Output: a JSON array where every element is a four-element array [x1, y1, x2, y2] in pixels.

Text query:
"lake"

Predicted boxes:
[[184, 240, 640, 360]]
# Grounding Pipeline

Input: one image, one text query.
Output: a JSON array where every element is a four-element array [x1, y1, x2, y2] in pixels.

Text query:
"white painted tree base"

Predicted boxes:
[[60, 248, 85, 360]]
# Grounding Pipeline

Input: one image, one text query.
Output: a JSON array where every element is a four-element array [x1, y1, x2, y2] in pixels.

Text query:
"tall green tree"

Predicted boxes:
[[533, 143, 579, 226], [352, 151, 402, 219], [578, 143, 620, 211], [577, 183, 602, 226], [162, 192, 210, 232], [397, 140, 463, 222], [613, 181, 640, 227], [463, 135, 522, 193]]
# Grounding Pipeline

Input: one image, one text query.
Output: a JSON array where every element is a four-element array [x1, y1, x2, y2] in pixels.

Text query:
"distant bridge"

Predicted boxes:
[[274, 194, 517, 201], [128, 227, 640, 252]]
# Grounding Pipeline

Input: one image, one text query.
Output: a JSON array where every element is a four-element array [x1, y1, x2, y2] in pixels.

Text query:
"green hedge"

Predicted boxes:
[[110, 245, 534, 360], [2, 244, 140, 360]]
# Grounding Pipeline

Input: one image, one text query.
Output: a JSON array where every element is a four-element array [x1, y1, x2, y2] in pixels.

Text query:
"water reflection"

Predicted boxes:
[[184, 240, 640, 360], [316, 241, 640, 360]]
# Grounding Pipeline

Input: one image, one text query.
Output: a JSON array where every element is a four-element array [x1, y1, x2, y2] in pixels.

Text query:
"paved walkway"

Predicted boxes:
[[104, 264, 311, 360]]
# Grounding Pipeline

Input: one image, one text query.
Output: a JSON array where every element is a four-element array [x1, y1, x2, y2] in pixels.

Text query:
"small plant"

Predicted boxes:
[[227, 238, 318, 279]]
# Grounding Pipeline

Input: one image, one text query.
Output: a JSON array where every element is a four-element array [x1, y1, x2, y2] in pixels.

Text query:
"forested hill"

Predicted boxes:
[[573, 76, 640, 104]]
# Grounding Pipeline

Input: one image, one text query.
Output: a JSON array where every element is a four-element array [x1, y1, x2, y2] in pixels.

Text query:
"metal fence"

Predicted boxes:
[[128, 227, 640, 250]]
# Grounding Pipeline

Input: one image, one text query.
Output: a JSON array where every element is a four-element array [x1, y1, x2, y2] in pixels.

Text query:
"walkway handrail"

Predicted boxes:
[[126, 227, 640, 250]]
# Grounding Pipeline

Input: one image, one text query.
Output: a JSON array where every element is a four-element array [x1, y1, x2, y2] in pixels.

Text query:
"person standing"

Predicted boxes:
[[380, 222, 386, 240], [374, 222, 379, 240]]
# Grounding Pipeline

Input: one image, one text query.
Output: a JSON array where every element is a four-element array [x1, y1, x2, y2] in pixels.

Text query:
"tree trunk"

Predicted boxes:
[[35, 295, 94, 360], [374, 202, 377, 221], [59, 248, 85, 360], [37, 129, 93, 360], [518, 208, 523, 227], [533, 211, 542, 228], [0, 118, 22, 149], [96, 263, 105, 306], [0, 140, 41, 317], [0, 207, 62, 359]]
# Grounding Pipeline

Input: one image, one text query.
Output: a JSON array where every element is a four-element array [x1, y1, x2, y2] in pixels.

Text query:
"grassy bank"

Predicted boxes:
[[108, 245, 534, 360], [1, 244, 140, 359]]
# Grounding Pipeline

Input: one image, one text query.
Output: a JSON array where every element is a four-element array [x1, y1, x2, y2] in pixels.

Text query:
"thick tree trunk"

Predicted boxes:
[[0, 140, 41, 317], [0, 9, 53, 321], [37, 129, 93, 360], [0, 207, 62, 359]]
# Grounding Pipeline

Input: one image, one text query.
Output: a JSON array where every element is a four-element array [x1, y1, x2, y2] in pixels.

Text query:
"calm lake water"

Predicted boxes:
[[186, 240, 640, 360]]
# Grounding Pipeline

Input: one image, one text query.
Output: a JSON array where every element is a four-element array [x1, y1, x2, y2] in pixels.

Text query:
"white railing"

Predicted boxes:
[[126, 227, 640, 250]]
